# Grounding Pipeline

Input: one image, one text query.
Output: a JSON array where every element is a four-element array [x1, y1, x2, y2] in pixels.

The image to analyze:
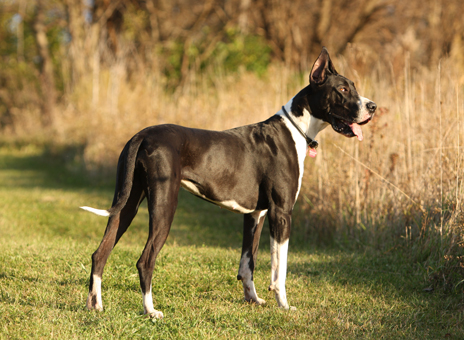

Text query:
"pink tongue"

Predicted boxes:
[[349, 123, 363, 141]]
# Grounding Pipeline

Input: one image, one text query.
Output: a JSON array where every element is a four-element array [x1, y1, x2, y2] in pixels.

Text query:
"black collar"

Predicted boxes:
[[281, 106, 318, 149]]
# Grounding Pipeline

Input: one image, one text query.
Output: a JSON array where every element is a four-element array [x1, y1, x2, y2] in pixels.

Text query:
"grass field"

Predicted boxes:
[[0, 144, 462, 339]]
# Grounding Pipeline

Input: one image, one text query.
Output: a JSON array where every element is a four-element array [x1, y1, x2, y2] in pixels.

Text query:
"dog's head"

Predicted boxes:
[[307, 47, 376, 141]]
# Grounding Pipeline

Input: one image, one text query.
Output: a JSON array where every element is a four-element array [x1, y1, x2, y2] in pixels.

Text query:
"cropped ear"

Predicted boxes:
[[310, 47, 338, 85]]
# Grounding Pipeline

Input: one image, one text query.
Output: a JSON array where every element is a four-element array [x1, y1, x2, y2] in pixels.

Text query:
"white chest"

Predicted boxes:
[[278, 101, 329, 202]]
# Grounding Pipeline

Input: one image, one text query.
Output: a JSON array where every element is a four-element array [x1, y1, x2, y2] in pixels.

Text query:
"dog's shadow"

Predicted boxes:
[[128, 189, 271, 250]]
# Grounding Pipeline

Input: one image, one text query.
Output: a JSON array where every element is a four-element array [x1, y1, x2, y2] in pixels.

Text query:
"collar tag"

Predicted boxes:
[[308, 148, 317, 158]]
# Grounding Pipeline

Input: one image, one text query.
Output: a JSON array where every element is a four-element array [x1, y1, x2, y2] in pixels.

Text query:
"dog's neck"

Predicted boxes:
[[279, 97, 329, 142]]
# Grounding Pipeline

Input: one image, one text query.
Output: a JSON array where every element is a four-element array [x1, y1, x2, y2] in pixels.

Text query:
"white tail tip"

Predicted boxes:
[[80, 206, 110, 217]]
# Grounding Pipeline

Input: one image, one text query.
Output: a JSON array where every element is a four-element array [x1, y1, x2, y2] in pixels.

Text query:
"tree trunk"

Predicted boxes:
[[64, 0, 88, 89], [32, 0, 56, 126]]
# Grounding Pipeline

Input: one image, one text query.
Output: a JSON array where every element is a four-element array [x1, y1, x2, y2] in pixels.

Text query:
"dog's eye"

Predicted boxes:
[[340, 87, 349, 93]]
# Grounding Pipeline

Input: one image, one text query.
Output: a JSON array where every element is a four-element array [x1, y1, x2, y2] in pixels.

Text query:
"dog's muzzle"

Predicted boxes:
[[367, 101, 377, 114]]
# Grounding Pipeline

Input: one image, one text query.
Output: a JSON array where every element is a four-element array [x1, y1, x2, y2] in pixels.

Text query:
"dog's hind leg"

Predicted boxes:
[[237, 210, 268, 305], [86, 178, 145, 312], [136, 160, 180, 318]]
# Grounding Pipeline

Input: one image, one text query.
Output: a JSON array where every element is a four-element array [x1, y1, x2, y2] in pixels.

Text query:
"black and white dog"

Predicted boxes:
[[81, 47, 376, 318]]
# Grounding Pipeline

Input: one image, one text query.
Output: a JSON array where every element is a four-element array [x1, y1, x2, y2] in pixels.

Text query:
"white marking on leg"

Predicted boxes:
[[80, 206, 110, 217], [238, 252, 266, 305], [142, 288, 163, 318], [276, 239, 289, 308], [269, 237, 292, 309], [86, 275, 103, 311], [269, 237, 278, 292], [237, 210, 267, 305]]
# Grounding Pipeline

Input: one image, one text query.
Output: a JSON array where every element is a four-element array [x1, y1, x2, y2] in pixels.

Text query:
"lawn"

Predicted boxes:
[[0, 145, 462, 339]]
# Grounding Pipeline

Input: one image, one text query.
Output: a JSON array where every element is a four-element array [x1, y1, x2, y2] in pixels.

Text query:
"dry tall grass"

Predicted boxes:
[[296, 53, 464, 289]]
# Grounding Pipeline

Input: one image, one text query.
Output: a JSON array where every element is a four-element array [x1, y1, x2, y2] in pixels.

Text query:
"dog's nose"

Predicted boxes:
[[367, 101, 377, 113]]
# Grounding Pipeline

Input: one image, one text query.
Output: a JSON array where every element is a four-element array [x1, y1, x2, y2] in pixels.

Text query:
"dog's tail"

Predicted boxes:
[[80, 133, 145, 217], [80, 206, 111, 216]]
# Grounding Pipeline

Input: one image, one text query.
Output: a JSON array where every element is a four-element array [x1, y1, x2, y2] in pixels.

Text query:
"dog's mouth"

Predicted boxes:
[[330, 116, 371, 141]]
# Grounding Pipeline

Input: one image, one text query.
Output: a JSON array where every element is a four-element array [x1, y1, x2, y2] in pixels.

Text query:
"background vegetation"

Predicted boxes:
[[0, 0, 463, 337]]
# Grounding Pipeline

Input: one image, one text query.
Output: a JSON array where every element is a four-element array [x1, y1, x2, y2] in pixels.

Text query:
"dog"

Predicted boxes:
[[81, 47, 376, 318]]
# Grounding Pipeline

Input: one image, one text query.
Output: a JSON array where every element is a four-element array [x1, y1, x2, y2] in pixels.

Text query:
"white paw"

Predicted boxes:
[[86, 294, 103, 311], [255, 297, 267, 305], [280, 304, 297, 311], [245, 297, 266, 305], [147, 310, 164, 319]]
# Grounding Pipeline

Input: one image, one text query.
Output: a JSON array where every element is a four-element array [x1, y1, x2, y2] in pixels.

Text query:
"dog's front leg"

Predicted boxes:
[[237, 210, 267, 305], [268, 209, 296, 310], [269, 237, 293, 309]]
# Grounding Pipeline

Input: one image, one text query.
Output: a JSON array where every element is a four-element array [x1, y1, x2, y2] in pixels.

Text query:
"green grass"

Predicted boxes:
[[0, 145, 462, 339]]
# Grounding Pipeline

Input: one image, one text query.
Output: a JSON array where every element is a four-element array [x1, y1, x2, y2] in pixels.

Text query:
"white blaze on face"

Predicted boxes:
[[358, 96, 373, 122], [350, 95, 375, 141]]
